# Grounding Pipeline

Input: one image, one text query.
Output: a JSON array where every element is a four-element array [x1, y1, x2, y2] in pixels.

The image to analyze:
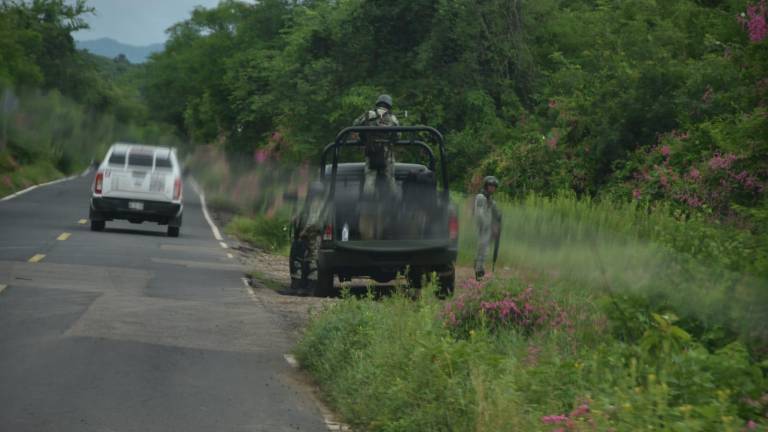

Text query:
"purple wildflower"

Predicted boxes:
[[708, 153, 738, 170], [541, 415, 568, 425], [745, 1, 767, 42]]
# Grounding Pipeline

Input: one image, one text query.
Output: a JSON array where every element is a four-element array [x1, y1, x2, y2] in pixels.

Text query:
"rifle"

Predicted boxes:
[[492, 211, 502, 272]]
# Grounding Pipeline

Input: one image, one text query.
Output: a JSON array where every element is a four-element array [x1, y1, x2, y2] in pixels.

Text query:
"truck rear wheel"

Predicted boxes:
[[90, 220, 105, 232], [407, 268, 424, 289], [167, 226, 180, 237]]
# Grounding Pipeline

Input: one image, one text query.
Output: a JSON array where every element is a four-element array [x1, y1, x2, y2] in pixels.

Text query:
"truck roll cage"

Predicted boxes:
[[320, 126, 448, 200]]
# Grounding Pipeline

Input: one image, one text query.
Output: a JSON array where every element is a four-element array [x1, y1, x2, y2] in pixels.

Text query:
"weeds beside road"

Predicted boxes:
[[296, 194, 768, 432], [297, 276, 766, 431]]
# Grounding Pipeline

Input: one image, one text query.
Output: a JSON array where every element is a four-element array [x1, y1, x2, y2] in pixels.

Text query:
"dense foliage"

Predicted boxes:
[[0, 0, 180, 195], [144, 0, 765, 200]]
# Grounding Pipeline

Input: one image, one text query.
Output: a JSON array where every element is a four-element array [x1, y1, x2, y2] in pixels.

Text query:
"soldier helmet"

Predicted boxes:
[[375, 94, 393, 109], [483, 176, 499, 188]]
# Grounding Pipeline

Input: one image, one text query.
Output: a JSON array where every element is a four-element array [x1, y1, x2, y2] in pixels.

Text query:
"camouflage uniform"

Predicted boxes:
[[290, 183, 328, 295], [353, 106, 400, 199], [474, 177, 500, 279], [353, 98, 399, 240]]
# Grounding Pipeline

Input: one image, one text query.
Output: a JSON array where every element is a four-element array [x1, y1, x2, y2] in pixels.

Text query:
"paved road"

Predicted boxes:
[[0, 174, 327, 432]]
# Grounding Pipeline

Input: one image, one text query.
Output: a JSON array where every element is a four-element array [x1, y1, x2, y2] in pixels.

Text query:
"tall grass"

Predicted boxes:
[[456, 192, 767, 343]]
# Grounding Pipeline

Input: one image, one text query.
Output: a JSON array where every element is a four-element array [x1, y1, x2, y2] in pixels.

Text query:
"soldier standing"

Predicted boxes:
[[353, 94, 400, 239], [474, 176, 501, 280], [290, 181, 328, 296]]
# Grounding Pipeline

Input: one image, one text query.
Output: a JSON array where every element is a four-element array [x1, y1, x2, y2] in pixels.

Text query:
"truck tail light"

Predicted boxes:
[[323, 224, 333, 241], [448, 215, 459, 241], [94, 171, 104, 194], [173, 177, 182, 200]]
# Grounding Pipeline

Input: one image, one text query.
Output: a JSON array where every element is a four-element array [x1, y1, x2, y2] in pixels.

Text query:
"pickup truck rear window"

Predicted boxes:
[[155, 157, 173, 168], [128, 152, 153, 167], [108, 152, 126, 165]]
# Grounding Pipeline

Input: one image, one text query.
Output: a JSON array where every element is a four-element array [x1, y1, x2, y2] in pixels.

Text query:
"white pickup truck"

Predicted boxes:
[[89, 143, 183, 237]]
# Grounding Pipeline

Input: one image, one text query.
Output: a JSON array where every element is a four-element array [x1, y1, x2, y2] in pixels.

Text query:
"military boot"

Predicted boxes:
[[475, 269, 485, 281], [290, 277, 303, 294], [304, 280, 318, 297]]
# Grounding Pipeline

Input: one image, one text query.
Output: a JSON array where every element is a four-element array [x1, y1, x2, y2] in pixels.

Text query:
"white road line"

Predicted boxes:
[[80, 165, 92, 177], [282, 354, 351, 431], [0, 284, 7, 295], [189, 177, 224, 241], [0, 174, 78, 202], [241, 277, 258, 302], [219, 242, 228, 249], [227, 253, 234, 259]]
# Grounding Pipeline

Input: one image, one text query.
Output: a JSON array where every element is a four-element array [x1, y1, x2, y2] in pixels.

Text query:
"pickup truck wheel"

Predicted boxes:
[[313, 269, 335, 297], [407, 269, 424, 289], [167, 226, 180, 237], [90, 220, 105, 232]]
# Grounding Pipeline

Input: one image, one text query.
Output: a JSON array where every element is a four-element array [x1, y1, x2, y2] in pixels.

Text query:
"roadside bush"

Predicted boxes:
[[225, 215, 289, 253], [442, 278, 572, 337], [296, 279, 768, 431]]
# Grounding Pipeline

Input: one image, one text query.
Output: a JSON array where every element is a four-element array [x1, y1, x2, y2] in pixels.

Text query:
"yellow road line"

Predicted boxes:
[[28, 254, 46, 263], [0, 284, 7, 295], [78, 219, 87, 224], [57, 232, 71, 241]]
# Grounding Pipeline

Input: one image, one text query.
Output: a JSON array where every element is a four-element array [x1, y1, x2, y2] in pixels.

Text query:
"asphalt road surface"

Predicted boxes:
[[0, 174, 327, 432]]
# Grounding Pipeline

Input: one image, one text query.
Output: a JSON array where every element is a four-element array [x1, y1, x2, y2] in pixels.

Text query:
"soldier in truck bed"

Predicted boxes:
[[353, 94, 400, 239]]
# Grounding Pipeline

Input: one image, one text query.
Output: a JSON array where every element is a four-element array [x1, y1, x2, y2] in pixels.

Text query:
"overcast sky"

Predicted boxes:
[[73, 0, 224, 46]]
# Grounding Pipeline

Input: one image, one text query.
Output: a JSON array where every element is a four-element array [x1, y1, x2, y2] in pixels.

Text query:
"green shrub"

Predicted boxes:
[[225, 215, 289, 253], [297, 279, 767, 431]]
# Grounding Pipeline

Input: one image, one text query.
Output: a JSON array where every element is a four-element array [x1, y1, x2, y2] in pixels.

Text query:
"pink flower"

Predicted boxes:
[[541, 415, 568, 424], [687, 167, 701, 180], [255, 149, 270, 164], [708, 153, 738, 170], [548, 99, 558, 109], [746, 419, 758, 430], [570, 403, 590, 418], [660, 145, 671, 157], [659, 173, 669, 188], [746, 1, 767, 42], [686, 195, 703, 208]]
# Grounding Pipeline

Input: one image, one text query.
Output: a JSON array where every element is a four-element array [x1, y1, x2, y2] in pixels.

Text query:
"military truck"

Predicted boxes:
[[289, 126, 458, 297]]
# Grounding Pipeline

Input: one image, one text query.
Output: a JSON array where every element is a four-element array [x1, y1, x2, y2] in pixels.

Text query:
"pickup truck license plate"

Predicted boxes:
[[128, 201, 144, 211]]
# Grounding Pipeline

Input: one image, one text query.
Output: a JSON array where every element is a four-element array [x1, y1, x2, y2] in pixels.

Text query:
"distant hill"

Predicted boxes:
[[75, 38, 164, 63]]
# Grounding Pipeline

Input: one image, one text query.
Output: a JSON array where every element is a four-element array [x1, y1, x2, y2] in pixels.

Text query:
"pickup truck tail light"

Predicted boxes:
[[323, 224, 333, 241], [173, 177, 182, 200], [448, 214, 459, 241], [94, 172, 104, 194]]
